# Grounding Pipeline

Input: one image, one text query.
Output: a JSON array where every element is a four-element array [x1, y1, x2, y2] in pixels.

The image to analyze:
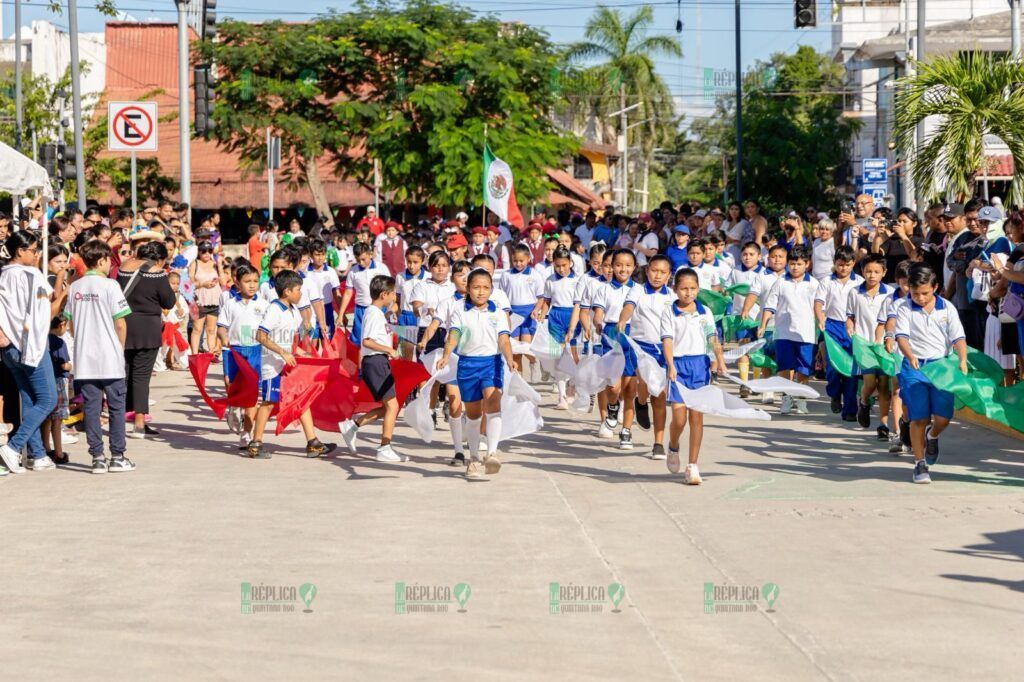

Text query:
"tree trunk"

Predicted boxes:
[[304, 155, 334, 226]]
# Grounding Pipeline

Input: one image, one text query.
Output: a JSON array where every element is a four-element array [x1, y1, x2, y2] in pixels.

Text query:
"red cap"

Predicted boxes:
[[486, 226, 500, 235], [638, 212, 652, 223], [385, 220, 401, 229], [446, 233, 469, 250], [471, 226, 487, 235]]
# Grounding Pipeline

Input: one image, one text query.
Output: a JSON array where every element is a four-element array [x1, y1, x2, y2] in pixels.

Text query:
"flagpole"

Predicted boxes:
[[481, 123, 488, 228]]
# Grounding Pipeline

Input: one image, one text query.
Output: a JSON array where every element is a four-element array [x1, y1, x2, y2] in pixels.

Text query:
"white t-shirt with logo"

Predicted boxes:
[[64, 274, 131, 380], [257, 300, 302, 380]]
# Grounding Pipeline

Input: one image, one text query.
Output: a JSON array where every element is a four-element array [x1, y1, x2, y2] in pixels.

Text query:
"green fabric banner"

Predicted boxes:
[[919, 349, 1024, 433], [748, 348, 777, 374], [822, 330, 854, 378], [850, 336, 899, 377], [697, 289, 731, 319], [721, 315, 759, 342]]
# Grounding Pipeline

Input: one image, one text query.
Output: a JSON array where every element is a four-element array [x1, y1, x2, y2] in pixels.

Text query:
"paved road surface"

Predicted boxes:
[[2, 369, 1022, 680]]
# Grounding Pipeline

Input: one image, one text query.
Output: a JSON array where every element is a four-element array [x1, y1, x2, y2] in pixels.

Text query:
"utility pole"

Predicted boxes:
[[14, 0, 22, 152], [902, 0, 915, 210], [914, 0, 926, 210], [176, 0, 192, 206], [734, 0, 743, 202], [619, 82, 629, 213], [1012, 0, 1022, 59], [68, 0, 87, 207]]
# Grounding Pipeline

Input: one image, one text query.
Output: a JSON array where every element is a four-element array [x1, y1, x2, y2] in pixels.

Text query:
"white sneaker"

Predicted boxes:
[[795, 398, 809, 415], [226, 408, 241, 434], [666, 448, 681, 474], [0, 443, 25, 474], [597, 420, 616, 439], [153, 361, 167, 373], [465, 460, 484, 478], [28, 455, 56, 471], [483, 453, 502, 474], [238, 432, 251, 448], [375, 444, 406, 462], [339, 419, 358, 453], [683, 463, 702, 485], [779, 395, 795, 415], [60, 429, 79, 445], [760, 392, 776, 405], [127, 427, 146, 440], [554, 399, 569, 410]]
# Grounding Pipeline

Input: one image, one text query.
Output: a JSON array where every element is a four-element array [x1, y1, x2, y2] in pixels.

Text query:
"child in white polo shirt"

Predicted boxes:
[[845, 253, 895, 446], [64, 240, 133, 474], [813, 245, 862, 422], [338, 242, 390, 345], [739, 244, 787, 401], [532, 246, 582, 409], [216, 262, 268, 447], [499, 244, 544, 378], [879, 260, 913, 454], [758, 245, 818, 415], [591, 248, 638, 445], [894, 264, 968, 484]]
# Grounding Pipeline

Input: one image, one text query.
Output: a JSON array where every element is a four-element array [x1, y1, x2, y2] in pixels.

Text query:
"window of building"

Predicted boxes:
[[573, 155, 593, 180]]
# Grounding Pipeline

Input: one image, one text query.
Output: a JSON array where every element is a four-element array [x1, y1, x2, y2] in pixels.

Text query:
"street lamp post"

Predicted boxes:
[[606, 101, 640, 213], [68, 0, 87, 207], [176, 0, 192, 206]]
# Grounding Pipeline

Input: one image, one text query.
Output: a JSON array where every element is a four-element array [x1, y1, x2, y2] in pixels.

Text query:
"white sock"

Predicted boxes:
[[466, 417, 482, 461], [485, 412, 501, 455], [556, 380, 567, 401], [450, 414, 464, 454]]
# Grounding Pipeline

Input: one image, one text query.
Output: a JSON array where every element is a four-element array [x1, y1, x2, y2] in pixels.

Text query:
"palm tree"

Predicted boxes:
[[893, 52, 1024, 206], [565, 6, 682, 211]]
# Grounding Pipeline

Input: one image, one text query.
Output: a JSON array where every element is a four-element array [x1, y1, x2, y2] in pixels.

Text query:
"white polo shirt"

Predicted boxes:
[[411, 277, 455, 328], [728, 264, 763, 317], [591, 278, 635, 326], [811, 238, 835, 280], [659, 301, 717, 357], [880, 289, 908, 324], [450, 300, 511, 357], [396, 268, 426, 315], [498, 267, 544, 307], [300, 271, 323, 309], [763, 273, 819, 343], [359, 304, 393, 358], [624, 282, 675, 344], [257, 299, 302, 380], [63, 273, 131, 381], [259, 278, 312, 310], [217, 293, 270, 346], [433, 292, 466, 329], [307, 264, 341, 305], [749, 268, 784, 308], [489, 287, 511, 313], [692, 261, 722, 290], [543, 272, 580, 308], [579, 271, 608, 310], [345, 260, 391, 307], [846, 282, 892, 341], [814, 273, 864, 321], [894, 295, 965, 360]]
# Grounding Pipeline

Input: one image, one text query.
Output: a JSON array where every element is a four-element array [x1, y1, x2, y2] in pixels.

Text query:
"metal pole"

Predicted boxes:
[[481, 123, 488, 227], [1012, 0, 1022, 59], [14, 0, 23, 152], [915, 0, 926, 209], [266, 129, 273, 218], [902, 0, 914, 210], [619, 83, 628, 213], [68, 0, 87, 208], [734, 0, 743, 202], [176, 0, 192, 206], [131, 151, 137, 215], [373, 158, 380, 217]]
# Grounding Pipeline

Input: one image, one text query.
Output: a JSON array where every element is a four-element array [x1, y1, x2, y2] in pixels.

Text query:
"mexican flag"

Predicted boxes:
[[482, 144, 524, 228]]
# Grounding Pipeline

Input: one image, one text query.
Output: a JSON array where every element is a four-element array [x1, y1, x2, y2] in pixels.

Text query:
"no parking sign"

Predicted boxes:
[[107, 101, 158, 152]]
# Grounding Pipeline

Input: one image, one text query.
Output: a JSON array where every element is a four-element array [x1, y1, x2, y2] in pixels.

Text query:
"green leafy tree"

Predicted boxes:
[[893, 52, 1024, 206], [0, 68, 72, 151]]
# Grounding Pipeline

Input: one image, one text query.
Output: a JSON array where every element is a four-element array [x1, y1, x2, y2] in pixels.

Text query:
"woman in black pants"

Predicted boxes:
[[117, 241, 175, 439]]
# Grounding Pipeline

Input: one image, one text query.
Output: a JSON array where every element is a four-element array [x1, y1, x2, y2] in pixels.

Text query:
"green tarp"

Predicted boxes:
[[920, 349, 1024, 433]]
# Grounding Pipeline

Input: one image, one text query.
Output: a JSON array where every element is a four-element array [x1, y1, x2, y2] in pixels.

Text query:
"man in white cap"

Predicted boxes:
[[356, 206, 385, 236]]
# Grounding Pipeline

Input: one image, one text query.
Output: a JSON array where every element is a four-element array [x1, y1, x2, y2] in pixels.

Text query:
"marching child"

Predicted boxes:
[[247, 270, 336, 460], [338, 242, 390, 345], [662, 267, 727, 485], [845, 253, 896, 446], [534, 236, 560, 281], [532, 246, 582, 409], [499, 244, 544, 378], [395, 245, 427, 359], [339, 275, 408, 463], [894, 263, 968, 484], [757, 245, 818, 415], [879, 260, 913, 454], [437, 269, 518, 479], [217, 263, 268, 448], [307, 238, 342, 337], [592, 249, 638, 444], [814, 245, 863, 421], [739, 244, 788, 398], [685, 239, 719, 291], [618, 254, 674, 458], [64, 240, 133, 474]]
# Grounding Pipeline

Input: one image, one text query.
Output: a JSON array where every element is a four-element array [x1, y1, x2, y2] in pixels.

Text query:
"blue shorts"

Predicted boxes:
[[398, 310, 417, 327], [351, 304, 368, 345], [258, 373, 282, 403], [224, 345, 261, 383], [324, 301, 337, 332], [607, 326, 635, 377], [510, 304, 537, 337], [634, 339, 666, 368], [592, 342, 608, 357], [775, 339, 815, 376], [424, 327, 447, 354], [547, 306, 579, 346], [667, 355, 711, 404], [457, 354, 503, 403], [899, 358, 955, 421]]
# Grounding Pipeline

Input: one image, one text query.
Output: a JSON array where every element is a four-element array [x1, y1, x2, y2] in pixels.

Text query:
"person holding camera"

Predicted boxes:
[[870, 208, 922, 282]]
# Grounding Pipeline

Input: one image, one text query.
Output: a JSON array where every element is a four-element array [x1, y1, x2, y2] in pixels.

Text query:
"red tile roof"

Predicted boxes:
[[546, 168, 610, 210], [984, 154, 1014, 179]]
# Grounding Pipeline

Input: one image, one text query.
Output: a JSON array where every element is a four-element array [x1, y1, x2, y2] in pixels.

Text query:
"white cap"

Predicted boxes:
[[366, 205, 376, 213], [817, 212, 829, 221], [695, 209, 708, 218], [455, 211, 469, 221]]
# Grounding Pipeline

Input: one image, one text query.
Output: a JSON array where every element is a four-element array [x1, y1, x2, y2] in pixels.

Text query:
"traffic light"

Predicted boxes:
[[794, 0, 816, 28], [40, 143, 59, 177], [202, 0, 217, 40], [59, 144, 76, 183], [194, 66, 215, 137]]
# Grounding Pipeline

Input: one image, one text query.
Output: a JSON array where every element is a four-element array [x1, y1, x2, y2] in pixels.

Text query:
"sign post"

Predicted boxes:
[[862, 157, 888, 205], [108, 101, 158, 215]]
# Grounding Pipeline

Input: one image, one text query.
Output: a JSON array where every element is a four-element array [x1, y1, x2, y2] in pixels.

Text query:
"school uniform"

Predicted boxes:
[[344, 260, 390, 345], [412, 278, 455, 354], [815, 273, 864, 415], [450, 300, 511, 402], [692, 261, 722, 291], [396, 268, 427, 330], [592, 278, 636, 372], [375, 236, 407, 277], [534, 259, 553, 282], [499, 266, 544, 337], [894, 296, 965, 421], [661, 301, 717, 403], [578, 270, 608, 353], [306, 264, 342, 328], [489, 287, 512, 314], [764, 272, 818, 376], [847, 282, 893, 376], [728, 264, 764, 339], [625, 282, 675, 371], [543, 272, 581, 346], [431, 293, 465, 385], [749, 268, 784, 317], [217, 293, 269, 382], [570, 252, 587, 278], [259, 278, 312, 311], [256, 299, 302, 403], [359, 304, 396, 401]]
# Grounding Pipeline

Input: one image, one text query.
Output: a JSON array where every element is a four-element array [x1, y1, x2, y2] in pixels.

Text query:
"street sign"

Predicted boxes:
[[108, 101, 158, 152], [862, 158, 886, 185], [864, 184, 888, 204]]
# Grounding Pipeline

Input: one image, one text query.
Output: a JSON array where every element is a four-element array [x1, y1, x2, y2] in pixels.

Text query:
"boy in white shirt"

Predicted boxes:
[[64, 240, 133, 474], [339, 275, 407, 463], [307, 238, 342, 335], [247, 270, 336, 461], [758, 245, 818, 415], [813, 245, 863, 421], [339, 242, 391, 345]]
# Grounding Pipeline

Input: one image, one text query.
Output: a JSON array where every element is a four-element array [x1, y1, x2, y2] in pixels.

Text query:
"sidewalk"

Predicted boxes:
[[1, 369, 1022, 680]]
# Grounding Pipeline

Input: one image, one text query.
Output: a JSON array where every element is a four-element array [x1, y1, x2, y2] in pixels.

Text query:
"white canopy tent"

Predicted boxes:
[[1, 140, 55, 269]]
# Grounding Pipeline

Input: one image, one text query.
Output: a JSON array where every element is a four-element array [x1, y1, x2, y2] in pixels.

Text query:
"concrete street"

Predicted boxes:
[[2, 368, 1022, 681]]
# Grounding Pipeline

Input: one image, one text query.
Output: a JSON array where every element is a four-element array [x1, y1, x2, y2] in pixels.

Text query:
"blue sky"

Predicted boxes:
[[6, 0, 830, 120]]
